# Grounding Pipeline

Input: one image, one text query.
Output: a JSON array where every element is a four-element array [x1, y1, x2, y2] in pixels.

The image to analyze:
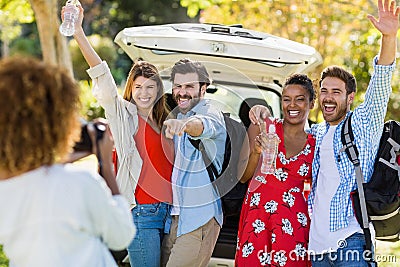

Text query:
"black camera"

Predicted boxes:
[[73, 121, 107, 152]]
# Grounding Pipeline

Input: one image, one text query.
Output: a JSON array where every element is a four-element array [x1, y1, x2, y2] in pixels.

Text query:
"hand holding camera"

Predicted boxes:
[[90, 119, 114, 175], [73, 119, 107, 154], [69, 118, 119, 195]]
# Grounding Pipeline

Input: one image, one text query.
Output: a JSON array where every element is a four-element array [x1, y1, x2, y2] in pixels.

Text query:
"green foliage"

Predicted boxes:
[[66, 0, 197, 87], [346, 29, 379, 107], [69, 34, 118, 82], [0, 0, 34, 43], [194, 0, 399, 122], [387, 81, 400, 121], [79, 0, 197, 40], [78, 80, 105, 121], [9, 36, 41, 57], [0, 245, 8, 267], [7, 0, 398, 121], [344, 27, 400, 121], [180, 0, 222, 18]]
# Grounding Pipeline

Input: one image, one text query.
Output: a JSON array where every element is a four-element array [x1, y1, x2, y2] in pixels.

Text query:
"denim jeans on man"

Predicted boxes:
[[311, 233, 372, 267], [127, 202, 169, 267]]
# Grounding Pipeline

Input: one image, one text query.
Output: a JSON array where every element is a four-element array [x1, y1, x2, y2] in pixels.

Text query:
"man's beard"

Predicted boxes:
[[173, 90, 201, 114]]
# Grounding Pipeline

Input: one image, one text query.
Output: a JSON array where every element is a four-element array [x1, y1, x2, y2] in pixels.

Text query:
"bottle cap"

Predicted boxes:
[[67, 0, 80, 5]]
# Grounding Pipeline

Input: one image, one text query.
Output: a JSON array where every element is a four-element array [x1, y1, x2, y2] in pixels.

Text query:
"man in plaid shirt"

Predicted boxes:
[[307, 0, 398, 265], [249, 0, 399, 265]]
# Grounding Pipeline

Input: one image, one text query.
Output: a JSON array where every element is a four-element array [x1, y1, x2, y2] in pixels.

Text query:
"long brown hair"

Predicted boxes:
[[123, 61, 170, 129]]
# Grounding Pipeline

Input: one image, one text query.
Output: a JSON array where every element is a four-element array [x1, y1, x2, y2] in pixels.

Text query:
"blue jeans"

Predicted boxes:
[[311, 233, 373, 267], [127, 202, 169, 267]]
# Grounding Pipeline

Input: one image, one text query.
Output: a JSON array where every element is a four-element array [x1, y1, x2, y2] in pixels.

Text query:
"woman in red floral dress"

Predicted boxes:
[[236, 74, 316, 267]]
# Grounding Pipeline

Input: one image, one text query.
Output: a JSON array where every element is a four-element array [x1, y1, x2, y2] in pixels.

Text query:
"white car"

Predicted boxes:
[[114, 23, 322, 266]]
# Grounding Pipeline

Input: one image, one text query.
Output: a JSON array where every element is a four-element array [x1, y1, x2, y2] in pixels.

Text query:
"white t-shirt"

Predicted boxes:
[[309, 125, 361, 254], [0, 164, 135, 267], [171, 136, 182, 216]]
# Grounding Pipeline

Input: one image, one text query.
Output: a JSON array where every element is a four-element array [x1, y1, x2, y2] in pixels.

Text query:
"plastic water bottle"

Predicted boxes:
[[59, 0, 79, 36], [260, 124, 279, 174]]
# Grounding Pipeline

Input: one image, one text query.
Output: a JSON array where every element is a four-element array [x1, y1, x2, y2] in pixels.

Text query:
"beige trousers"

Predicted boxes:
[[161, 216, 220, 267]]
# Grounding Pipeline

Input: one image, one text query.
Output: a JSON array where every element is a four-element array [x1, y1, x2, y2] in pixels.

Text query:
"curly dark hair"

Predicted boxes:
[[0, 57, 81, 174], [284, 73, 316, 102]]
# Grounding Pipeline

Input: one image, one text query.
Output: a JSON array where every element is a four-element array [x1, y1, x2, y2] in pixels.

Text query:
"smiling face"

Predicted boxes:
[[319, 77, 354, 125], [123, 61, 166, 121], [132, 76, 159, 114], [282, 84, 314, 126], [172, 72, 206, 114]]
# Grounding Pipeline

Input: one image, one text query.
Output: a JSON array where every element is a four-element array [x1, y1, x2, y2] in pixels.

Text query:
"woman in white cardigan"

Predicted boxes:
[[64, 5, 174, 267]]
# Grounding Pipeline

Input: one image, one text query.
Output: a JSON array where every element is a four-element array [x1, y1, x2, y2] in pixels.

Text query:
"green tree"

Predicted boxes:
[[0, 0, 34, 57]]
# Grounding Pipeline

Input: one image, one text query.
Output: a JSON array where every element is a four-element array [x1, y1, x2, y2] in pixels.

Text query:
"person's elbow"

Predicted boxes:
[[101, 196, 136, 250], [105, 219, 136, 250]]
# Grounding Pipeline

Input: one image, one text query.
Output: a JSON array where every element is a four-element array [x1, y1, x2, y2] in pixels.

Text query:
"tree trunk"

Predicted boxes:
[[1, 39, 10, 58], [28, 0, 74, 76]]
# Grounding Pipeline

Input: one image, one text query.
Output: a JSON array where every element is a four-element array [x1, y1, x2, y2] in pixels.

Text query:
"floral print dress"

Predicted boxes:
[[235, 119, 315, 267]]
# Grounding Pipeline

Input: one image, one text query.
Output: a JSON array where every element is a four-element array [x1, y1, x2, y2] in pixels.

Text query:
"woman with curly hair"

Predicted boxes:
[[236, 74, 316, 267], [63, 5, 174, 267], [0, 56, 135, 267]]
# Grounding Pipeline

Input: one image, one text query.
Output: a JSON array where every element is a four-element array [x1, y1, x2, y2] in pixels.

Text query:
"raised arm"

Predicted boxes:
[[61, 5, 102, 67], [368, 0, 400, 65]]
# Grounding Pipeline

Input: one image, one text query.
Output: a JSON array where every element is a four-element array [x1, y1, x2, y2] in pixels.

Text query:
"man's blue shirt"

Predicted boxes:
[[170, 99, 226, 237]]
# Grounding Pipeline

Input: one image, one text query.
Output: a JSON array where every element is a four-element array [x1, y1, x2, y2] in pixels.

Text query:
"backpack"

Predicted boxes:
[[341, 114, 400, 243], [189, 112, 249, 218]]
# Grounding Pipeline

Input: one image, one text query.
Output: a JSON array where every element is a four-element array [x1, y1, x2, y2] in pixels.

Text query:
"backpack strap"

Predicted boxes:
[[189, 112, 230, 195], [340, 114, 375, 265], [185, 110, 218, 183], [341, 114, 369, 229], [188, 138, 218, 183]]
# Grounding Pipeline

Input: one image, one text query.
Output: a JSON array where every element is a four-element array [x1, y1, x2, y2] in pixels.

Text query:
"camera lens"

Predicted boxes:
[[94, 123, 106, 141], [95, 123, 106, 132]]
